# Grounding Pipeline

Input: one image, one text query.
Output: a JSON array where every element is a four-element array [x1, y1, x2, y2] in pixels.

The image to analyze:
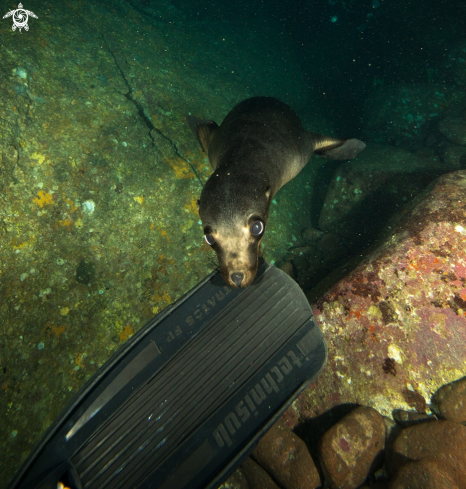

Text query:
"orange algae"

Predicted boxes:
[[346, 308, 363, 321], [119, 325, 134, 341], [165, 156, 195, 179], [51, 325, 66, 338], [33, 190, 54, 207], [407, 254, 440, 273]]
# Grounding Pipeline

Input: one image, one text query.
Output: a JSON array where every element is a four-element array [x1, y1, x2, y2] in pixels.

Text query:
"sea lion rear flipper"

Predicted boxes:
[[186, 115, 219, 154], [311, 134, 366, 160]]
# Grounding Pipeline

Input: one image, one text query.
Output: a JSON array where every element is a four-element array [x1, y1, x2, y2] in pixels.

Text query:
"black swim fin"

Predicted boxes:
[[8, 261, 327, 489]]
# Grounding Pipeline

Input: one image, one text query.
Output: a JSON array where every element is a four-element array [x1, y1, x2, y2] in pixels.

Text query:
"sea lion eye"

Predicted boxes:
[[205, 234, 215, 246], [250, 220, 264, 236]]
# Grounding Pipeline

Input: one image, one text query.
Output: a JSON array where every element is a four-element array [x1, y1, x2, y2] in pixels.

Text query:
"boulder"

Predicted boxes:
[[299, 171, 466, 420], [253, 419, 321, 489], [319, 406, 385, 489], [432, 376, 466, 423]]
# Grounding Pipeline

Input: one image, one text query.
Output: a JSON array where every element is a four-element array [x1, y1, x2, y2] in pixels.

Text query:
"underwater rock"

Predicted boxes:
[[300, 170, 466, 421], [317, 233, 348, 264], [291, 254, 309, 275], [241, 458, 280, 489], [318, 406, 385, 489], [252, 419, 321, 489], [76, 259, 96, 285], [387, 420, 466, 480], [439, 116, 466, 146], [218, 468, 249, 489], [302, 227, 325, 243], [389, 456, 462, 489], [431, 376, 466, 424], [318, 144, 445, 247]]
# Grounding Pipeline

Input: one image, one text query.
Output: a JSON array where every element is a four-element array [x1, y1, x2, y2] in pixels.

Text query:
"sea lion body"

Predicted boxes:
[[188, 96, 365, 288]]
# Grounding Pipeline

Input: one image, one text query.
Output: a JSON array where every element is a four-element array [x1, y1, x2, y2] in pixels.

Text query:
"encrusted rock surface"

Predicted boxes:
[[319, 406, 385, 489], [252, 419, 321, 489], [301, 170, 466, 419]]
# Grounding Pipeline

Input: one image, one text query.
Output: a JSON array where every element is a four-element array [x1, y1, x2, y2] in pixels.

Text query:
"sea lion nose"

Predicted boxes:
[[230, 272, 244, 287]]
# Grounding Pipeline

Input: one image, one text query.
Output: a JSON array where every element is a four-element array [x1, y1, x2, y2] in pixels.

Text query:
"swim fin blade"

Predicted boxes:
[[8, 261, 327, 489]]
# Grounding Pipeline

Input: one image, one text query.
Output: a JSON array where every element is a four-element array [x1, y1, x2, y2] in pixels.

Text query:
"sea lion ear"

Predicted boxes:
[[196, 199, 200, 211], [311, 134, 366, 160], [265, 186, 272, 199], [186, 116, 219, 153]]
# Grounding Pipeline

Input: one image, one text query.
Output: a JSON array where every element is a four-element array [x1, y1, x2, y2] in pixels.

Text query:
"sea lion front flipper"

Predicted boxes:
[[186, 116, 219, 154], [311, 134, 366, 160]]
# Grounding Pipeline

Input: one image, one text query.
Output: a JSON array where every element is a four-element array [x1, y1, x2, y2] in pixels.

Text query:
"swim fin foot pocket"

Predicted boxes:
[[9, 262, 327, 489]]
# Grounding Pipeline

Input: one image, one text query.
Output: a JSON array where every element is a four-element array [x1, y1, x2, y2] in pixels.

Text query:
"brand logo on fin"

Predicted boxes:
[[213, 349, 303, 448]]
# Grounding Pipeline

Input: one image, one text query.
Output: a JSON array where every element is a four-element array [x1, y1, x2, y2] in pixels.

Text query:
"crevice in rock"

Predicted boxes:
[[100, 33, 156, 148], [101, 34, 202, 184]]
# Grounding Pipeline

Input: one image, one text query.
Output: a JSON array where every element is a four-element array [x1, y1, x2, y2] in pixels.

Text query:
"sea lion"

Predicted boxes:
[[187, 96, 365, 288]]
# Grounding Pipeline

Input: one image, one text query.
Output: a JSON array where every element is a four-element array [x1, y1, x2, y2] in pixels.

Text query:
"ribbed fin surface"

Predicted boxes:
[[72, 271, 310, 489]]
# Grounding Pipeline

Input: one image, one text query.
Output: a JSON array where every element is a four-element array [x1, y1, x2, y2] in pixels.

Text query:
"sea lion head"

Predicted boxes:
[[198, 170, 272, 288]]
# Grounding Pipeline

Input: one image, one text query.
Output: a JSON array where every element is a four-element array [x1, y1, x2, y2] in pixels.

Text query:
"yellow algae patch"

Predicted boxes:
[[31, 152, 46, 165], [182, 220, 194, 233], [74, 218, 83, 228], [51, 325, 66, 338], [184, 197, 199, 215], [59, 219, 73, 227], [161, 229, 167, 236], [166, 156, 195, 179], [33, 190, 54, 207], [119, 325, 134, 342], [11, 236, 29, 249], [367, 305, 382, 320], [60, 307, 70, 316], [133, 196, 144, 205]]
